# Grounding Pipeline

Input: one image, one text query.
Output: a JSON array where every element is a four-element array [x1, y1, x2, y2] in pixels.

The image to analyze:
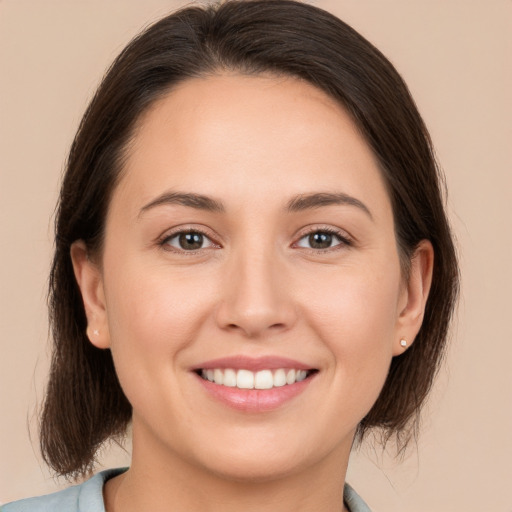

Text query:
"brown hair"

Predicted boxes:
[[41, 0, 459, 478]]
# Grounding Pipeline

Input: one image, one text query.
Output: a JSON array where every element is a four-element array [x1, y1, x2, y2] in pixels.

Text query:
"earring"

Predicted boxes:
[[400, 339, 407, 348], [93, 329, 99, 336]]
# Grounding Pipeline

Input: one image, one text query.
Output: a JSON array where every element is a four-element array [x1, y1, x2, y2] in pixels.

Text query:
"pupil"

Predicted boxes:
[[179, 232, 203, 250], [309, 232, 332, 249]]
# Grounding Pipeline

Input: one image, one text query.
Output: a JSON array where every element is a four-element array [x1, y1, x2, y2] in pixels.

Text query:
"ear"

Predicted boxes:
[[393, 240, 434, 355], [70, 240, 110, 349]]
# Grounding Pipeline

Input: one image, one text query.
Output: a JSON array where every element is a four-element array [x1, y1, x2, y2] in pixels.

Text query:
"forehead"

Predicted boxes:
[[112, 73, 391, 218]]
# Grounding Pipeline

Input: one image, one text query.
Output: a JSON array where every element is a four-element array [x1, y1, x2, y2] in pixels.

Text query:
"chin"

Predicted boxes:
[[186, 430, 343, 484], [203, 453, 308, 484]]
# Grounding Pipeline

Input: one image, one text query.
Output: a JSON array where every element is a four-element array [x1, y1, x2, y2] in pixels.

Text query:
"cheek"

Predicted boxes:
[[100, 261, 223, 427], [106, 269, 212, 350], [304, 259, 400, 341], [300, 259, 402, 398], [101, 257, 218, 394]]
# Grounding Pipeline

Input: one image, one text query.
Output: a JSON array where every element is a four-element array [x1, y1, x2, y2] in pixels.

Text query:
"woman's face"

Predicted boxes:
[[75, 73, 427, 481]]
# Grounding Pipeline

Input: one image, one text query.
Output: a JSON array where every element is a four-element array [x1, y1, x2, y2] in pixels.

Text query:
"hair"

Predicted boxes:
[[41, 0, 459, 478]]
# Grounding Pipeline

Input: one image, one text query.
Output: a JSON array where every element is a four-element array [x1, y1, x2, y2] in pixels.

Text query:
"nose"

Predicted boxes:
[[215, 250, 297, 339]]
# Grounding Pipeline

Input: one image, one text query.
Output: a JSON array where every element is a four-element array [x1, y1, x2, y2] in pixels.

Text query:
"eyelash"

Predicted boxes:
[[158, 226, 352, 254], [294, 227, 352, 253], [159, 228, 219, 254]]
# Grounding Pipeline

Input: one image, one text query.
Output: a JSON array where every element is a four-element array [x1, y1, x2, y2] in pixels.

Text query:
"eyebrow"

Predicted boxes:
[[286, 192, 373, 219], [139, 192, 225, 218], [138, 190, 372, 220]]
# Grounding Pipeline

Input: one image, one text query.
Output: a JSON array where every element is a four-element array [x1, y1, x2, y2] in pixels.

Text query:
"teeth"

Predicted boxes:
[[237, 369, 254, 389], [200, 368, 312, 389], [223, 368, 237, 387], [286, 369, 296, 385], [273, 369, 287, 387], [296, 370, 307, 382], [254, 370, 273, 389], [213, 368, 224, 385]]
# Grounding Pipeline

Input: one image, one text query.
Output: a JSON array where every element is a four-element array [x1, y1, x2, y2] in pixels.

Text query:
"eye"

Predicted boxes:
[[163, 230, 216, 251], [295, 230, 348, 250]]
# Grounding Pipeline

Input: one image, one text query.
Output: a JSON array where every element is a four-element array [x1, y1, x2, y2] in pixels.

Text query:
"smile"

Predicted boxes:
[[199, 368, 314, 389], [193, 356, 318, 412]]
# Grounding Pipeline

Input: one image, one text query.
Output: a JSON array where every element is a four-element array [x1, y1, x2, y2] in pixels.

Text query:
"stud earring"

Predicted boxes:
[[400, 339, 407, 348], [93, 329, 99, 336]]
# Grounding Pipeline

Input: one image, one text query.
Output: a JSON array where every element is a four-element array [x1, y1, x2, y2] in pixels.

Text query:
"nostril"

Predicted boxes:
[[224, 321, 288, 338], [269, 322, 286, 329], [214, 294, 297, 338]]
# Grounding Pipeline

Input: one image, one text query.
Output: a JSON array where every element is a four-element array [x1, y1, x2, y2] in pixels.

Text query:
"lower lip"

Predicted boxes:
[[194, 373, 315, 412]]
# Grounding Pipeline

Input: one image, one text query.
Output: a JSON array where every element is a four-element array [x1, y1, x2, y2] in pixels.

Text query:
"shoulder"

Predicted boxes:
[[1, 468, 127, 512], [344, 483, 373, 512]]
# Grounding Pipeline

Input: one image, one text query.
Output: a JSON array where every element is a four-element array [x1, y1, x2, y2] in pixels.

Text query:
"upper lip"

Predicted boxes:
[[193, 356, 315, 372]]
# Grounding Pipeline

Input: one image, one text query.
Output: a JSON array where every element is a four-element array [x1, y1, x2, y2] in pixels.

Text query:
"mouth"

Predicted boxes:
[[192, 356, 318, 411], [195, 367, 318, 390]]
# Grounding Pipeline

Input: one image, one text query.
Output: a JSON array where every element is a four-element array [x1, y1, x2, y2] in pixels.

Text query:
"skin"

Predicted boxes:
[[72, 73, 433, 512]]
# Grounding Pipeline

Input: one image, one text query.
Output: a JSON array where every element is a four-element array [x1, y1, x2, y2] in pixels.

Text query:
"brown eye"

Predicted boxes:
[[296, 230, 346, 250], [179, 232, 204, 250], [165, 231, 214, 251], [309, 232, 333, 249]]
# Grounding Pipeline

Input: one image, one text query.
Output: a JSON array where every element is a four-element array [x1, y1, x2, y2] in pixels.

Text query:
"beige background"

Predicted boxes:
[[1, 0, 511, 510]]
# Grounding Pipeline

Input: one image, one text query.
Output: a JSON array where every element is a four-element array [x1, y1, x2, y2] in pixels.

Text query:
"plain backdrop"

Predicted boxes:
[[1, 1, 511, 510]]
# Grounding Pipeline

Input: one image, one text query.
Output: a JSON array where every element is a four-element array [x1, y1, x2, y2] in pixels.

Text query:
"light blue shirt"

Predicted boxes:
[[2, 468, 371, 511]]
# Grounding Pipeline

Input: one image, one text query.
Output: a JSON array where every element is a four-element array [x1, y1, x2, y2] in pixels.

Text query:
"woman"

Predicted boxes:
[[3, 1, 458, 511]]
